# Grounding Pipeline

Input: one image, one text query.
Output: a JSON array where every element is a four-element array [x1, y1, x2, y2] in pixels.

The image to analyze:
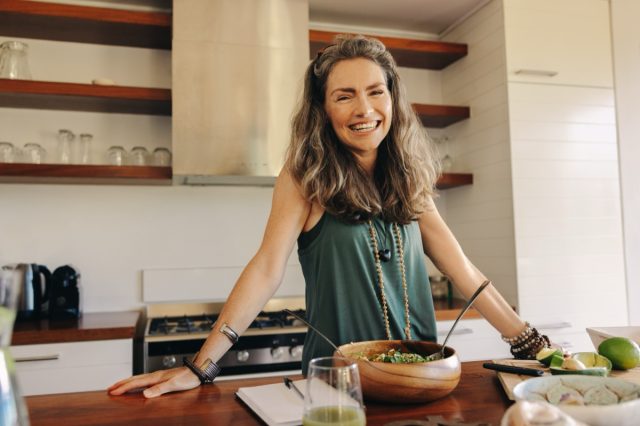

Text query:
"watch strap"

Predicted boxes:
[[183, 356, 220, 384]]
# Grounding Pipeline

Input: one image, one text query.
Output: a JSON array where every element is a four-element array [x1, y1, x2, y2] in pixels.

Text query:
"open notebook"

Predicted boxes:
[[236, 379, 306, 426]]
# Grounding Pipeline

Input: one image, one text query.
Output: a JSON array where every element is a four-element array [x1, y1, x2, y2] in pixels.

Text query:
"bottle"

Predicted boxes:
[[0, 41, 32, 80], [78, 133, 93, 164]]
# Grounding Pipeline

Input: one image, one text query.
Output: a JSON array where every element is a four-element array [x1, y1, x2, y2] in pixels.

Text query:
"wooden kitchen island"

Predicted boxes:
[[26, 361, 512, 425]]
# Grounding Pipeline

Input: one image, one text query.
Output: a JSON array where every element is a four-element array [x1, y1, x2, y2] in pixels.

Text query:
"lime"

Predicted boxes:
[[598, 337, 640, 370], [549, 354, 565, 368], [536, 347, 563, 366], [549, 366, 609, 376], [572, 352, 612, 372]]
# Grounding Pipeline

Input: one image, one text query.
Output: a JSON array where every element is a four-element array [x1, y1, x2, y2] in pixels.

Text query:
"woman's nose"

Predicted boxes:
[[354, 96, 374, 116]]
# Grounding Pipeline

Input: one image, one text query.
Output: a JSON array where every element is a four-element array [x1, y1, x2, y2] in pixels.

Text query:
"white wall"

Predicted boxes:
[[611, 0, 640, 324], [441, 0, 517, 306]]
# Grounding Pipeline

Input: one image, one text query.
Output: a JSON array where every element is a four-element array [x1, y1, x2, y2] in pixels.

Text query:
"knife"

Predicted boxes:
[[482, 362, 544, 376]]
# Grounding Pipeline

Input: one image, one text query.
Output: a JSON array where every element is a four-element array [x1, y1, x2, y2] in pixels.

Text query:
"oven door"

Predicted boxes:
[[144, 332, 306, 376]]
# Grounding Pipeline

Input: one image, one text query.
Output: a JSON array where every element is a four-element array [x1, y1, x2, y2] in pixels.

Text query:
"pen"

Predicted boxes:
[[283, 377, 305, 400], [482, 362, 544, 376]]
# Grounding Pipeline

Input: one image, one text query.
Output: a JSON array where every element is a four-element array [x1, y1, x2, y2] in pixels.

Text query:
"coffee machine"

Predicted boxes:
[[49, 265, 81, 319]]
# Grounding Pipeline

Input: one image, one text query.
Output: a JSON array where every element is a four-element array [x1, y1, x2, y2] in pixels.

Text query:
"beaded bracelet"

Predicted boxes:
[[502, 322, 551, 360]]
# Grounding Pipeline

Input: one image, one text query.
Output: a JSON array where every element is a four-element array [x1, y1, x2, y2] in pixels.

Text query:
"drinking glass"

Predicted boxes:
[[22, 143, 45, 164], [303, 357, 365, 426], [0, 267, 31, 425], [129, 146, 149, 166], [0, 41, 32, 80], [107, 145, 126, 166], [56, 129, 75, 164], [152, 147, 172, 166], [78, 133, 93, 164], [0, 142, 15, 163]]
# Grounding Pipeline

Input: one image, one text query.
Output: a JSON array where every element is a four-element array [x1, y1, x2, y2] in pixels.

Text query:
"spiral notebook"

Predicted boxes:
[[236, 379, 306, 426]]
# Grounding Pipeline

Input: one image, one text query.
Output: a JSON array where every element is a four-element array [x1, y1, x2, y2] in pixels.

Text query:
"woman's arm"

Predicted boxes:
[[108, 169, 311, 398], [418, 197, 526, 339]]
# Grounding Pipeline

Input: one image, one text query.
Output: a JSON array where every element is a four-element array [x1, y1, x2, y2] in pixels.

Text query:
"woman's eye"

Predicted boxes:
[[370, 90, 384, 96], [336, 95, 350, 101]]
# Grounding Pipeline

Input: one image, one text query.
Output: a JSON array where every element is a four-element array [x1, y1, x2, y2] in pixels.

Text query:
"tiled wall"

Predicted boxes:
[[440, 0, 517, 306]]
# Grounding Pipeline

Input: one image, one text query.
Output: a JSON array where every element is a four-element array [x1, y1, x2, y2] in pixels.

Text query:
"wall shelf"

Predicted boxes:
[[436, 173, 473, 189], [413, 103, 470, 128], [309, 30, 468, 70], [0, 163, 172, 185], [0, 79, 171, 115], [0, 0, 171, 49]]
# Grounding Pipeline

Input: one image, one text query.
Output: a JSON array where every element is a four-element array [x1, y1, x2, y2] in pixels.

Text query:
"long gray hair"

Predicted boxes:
[[285, 34, 440, 223]]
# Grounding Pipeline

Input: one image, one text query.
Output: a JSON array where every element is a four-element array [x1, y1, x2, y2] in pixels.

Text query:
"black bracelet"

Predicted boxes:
[[183, 356, 220, 384]]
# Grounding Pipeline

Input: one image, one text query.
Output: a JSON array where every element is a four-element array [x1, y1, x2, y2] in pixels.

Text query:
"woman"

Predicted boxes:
[[109, 35, 550, 398]]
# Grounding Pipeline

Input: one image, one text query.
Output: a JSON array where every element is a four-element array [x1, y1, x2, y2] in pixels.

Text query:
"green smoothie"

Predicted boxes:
[[302, 406, 366, 426]]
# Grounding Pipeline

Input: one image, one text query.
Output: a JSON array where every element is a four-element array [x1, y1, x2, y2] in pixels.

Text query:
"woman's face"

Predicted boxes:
[[324, 58, 392, 160]]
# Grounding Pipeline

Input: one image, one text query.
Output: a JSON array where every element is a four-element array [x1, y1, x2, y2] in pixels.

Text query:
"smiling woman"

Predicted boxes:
[[109, 34, 549, 399]]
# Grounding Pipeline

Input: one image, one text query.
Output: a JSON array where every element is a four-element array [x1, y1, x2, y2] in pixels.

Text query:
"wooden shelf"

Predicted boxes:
[[436, 173, 473, 189], [0, 163, 172, 185], [413, 103, 470, 128], [0, 79, 171, 115], [309, 30, 467, 70], [0, 0, 171, 49]]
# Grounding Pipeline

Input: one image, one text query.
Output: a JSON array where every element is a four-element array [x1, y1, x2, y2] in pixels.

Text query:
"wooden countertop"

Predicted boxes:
[[11, 311, 139, 345], [25, 361, 510, 425], [434, 297, 481, 321]]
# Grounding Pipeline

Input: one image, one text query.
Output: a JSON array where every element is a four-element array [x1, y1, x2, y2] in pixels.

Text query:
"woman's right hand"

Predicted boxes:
[[108, 367, 201, 398]]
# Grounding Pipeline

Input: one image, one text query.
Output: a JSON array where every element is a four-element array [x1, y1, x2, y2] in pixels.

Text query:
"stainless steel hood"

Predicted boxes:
[[172, 0, 310, 186]]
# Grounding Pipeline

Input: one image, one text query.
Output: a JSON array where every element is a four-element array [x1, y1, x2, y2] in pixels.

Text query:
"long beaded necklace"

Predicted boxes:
[[367, 220, 412, 340]]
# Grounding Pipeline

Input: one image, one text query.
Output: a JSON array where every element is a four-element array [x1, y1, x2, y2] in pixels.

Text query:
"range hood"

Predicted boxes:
[[172, 0, 310, 186]]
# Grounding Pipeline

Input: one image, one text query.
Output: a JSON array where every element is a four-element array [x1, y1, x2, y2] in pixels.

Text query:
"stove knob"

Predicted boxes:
[[289, 345, 303, 358], [237, 350, 250, 363], [162, 355, 176, 368], [271, 347, 285, 359]]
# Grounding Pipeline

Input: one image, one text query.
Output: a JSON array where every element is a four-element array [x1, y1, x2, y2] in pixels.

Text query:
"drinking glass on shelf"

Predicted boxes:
[[78, 133, 93, 164], [129, 146, 149, 166], [303, 357, 365, 426], [56, 129, 75, 164], [107, 145, 126, 166], [152, 147, 172, 166], [0, 142, 15, 163], [0, 41, 32, 80], [22, 143, 45, 164]]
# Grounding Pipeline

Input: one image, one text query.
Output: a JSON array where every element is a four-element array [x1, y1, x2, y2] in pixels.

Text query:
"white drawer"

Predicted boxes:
[[10, 339, 132, 395], [436, 319, 511, 362]]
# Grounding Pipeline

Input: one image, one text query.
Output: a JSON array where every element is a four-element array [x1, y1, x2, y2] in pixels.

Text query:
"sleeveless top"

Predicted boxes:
[[297, 212, 437, 374]]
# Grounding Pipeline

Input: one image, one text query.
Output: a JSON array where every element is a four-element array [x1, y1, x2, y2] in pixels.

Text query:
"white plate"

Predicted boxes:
[[513, 375, 640, 426], [586, 326, 640, 350]]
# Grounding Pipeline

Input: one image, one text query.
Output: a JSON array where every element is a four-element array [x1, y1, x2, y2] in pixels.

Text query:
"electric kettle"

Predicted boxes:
[[4, 263, 51, 321]]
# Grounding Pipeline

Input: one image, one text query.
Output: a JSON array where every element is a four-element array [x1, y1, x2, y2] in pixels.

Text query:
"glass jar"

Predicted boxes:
[[0, 41, 32, 80], [0, 142, 15, 163], [22, 143, 45, 164], [152, 147, 172, 166], [78, 133, 93, 164], [107, 145, 126, 166], [129, 146, 149, 166], [56, 129, 75, 164]]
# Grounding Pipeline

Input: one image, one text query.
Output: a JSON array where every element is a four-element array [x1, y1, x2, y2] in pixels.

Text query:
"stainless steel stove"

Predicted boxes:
[[143, 297, 307, 376]]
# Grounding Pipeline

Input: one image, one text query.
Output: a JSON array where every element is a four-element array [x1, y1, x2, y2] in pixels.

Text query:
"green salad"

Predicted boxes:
[[357, 348, 429, 363]]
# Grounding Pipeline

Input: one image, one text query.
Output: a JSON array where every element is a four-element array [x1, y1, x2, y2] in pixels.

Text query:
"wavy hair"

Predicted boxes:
[[285, 34, 440, 224]]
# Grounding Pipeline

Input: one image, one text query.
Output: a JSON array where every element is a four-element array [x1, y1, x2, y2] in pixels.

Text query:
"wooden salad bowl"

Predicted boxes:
[[336, 340, 461, 404]]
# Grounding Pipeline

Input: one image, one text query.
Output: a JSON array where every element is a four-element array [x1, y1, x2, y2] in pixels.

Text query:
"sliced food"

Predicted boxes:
[[536, 347, 563, 367], [583, 385, 619, 405]]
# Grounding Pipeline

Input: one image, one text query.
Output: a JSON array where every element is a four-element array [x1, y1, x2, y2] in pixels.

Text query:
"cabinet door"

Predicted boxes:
[[436, 319, 511, 361], [10, 339, 132, 396], [504, 0, 613, 87]]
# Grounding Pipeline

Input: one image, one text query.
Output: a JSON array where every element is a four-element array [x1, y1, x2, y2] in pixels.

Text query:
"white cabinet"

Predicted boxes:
[[436, 318, 511, 362], [504, 0, 613, 87], [10, 339, 132, 396]]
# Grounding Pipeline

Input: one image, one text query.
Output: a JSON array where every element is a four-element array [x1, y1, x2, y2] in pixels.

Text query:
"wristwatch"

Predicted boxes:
[[183, 354, 221, 384]]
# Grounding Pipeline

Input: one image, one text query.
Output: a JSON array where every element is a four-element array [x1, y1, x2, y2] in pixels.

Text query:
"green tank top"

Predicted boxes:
[[297, 212, 437, 374]]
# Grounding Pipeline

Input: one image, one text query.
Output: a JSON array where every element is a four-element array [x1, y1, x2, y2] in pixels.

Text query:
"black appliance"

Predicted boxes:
[[49, 265, 81, 319], [12, 263, 51, 321]]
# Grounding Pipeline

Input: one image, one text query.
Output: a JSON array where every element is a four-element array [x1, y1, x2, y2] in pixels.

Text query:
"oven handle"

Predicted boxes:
[[15, 354, 60, 362]]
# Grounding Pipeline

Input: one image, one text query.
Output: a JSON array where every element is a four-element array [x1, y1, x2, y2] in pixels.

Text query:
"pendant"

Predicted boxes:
[[378, 248, 392, 262]]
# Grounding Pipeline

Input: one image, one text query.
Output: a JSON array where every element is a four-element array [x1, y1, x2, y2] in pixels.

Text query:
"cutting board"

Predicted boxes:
[[491, 358, 640, 400]]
